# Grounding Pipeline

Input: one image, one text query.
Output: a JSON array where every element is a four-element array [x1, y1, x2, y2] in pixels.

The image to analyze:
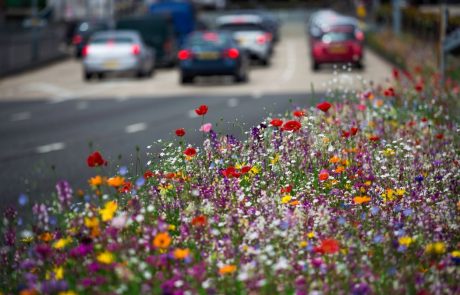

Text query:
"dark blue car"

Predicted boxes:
[[178, 31, 250, 84]]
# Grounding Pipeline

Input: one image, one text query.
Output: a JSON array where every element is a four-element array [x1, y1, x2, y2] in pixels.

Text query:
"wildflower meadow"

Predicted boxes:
[[1, 69, 459, 294]]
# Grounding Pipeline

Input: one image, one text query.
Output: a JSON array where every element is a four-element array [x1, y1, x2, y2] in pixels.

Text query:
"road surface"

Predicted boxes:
[[0, 21, 393, 210]]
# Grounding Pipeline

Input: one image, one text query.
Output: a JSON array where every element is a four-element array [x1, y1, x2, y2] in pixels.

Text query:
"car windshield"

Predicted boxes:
[[78, 22, 107, 33], [321, 31, 355, 43], [219, 23, 264, 32], [91, 36, 134, 44], [186, 33, 231, 47]]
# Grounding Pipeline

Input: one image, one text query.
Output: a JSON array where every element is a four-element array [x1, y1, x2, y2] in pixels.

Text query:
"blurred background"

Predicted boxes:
[[0, 0, 459, 210]]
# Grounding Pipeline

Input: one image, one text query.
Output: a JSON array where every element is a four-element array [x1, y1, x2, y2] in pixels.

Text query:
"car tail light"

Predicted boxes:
[[178, 49, 192, 60], [355, 31, 364, 41], [257, 33, 272, 44], [82, 45, 89, 57], [224, 48, 239, 59], [132, 44, 141, 55], [72, 34, 82, 45]]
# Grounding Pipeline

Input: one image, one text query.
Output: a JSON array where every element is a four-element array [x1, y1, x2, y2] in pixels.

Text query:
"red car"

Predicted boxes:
[[310, 22, 364, 71]]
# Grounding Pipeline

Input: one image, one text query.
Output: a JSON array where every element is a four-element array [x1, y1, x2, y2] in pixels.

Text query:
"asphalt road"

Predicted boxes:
[[0, 21, 393, 210]]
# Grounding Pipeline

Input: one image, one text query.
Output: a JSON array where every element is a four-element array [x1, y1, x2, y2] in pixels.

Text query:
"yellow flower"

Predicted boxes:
[[364, 181, 372, 187], [353, 196, 371, 204], [395, 188, 406, 196], [249, 166, 260, 175], [451, 250, 460, 258], [235, 162, 245, 170], [58, 291, 77, 295], [398, 236, 414, 247], [219, 264, 237, 275], [153, 232, 171, 249], [299, 240, 308, 248], [425, 242, 446, 255], [307, 231, 315, 239], [173, 248, 190, 260], [99, 201, 118, 222], [84, 217, 99, 228], [281, 195, 292, 204], [270, 154, 280, 165], [383, 148, 395, 157], [381, 189, 395, 202], [158, 183, 173, 195], [53, 266, 64, 280], [89, 175, 105, 187], [168, 224, 176, 231], [107, 176, 124, 187], [53, 237, 71, 249], [322, 137, 330, 144], [97, 251, 114, 264]]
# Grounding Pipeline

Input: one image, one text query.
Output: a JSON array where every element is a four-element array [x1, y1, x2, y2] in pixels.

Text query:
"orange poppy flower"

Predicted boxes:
[[153, 232, 171, 249]]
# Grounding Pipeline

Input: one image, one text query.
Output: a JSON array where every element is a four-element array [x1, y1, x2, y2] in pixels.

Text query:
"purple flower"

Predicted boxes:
[[56, 180, 73, 208]]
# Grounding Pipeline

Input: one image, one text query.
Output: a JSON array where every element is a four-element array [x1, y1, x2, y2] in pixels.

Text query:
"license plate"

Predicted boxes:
[[328, 45, 347, 54], [103, 60, 119, 69], [197, 52, 219, 60]]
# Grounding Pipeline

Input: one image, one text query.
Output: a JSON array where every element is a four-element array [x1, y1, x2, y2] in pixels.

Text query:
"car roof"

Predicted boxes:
[[216, 14, 264, 25], [91, 30, 141, 39]]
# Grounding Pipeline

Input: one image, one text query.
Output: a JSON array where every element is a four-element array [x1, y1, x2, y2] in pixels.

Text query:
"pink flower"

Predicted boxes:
[[200, 123, 212, 133], [111, 213, 128, 229]]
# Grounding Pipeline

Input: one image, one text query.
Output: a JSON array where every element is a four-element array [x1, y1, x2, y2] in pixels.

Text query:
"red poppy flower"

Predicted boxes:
[[87, 151, 107, 167], [282, 120, 302, 132], [407, 121, 416, 127], [191, 215, 207, 227], [392, 68, 399, 80], [175, 128, 186, 137], [119, 181, 132, 193], [184, 147, 197, 157], [369, 135, 380, 141], [316, 238, 340, 254], [421, 117, 428, 122], [293, 110, 305, 117], [195, 105, 208, 116], [270, 118, 283, 127], [144, 170, 154, 179], [222, 166, 241, 178], [165, 172, 176, 179], [241, 166, 252, 174], [319, 169, 329, 181], [435, 133, 444, 140], [350, 127, 359, 136], [316, 101, 332, 113], [341, 130, 350, 138], [415, 82, 423, 92], [280, 185, 292, 194], [383, 87, 395, 97]]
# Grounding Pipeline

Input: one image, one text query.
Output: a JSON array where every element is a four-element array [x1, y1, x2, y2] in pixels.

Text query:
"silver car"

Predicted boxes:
[[216, 15, 273, 66], [82, 30, 155, 81]]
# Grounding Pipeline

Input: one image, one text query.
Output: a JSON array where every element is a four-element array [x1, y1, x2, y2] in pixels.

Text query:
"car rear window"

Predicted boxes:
[[91, 36, 134, 44], [187, 33, 231, 47], [218, 23, 264, 32], [321, 31, 355, 42]]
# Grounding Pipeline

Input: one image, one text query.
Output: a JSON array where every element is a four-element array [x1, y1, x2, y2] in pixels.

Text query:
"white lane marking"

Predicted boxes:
[[188, 110, 198, 118], [35, 142, 66, 154], [227, 98, 239, 108], [24, 83, 73, 98], [251, 90, 263, 100], [10, 112, 31, 121], [281, 41, 296, 83], [76, 101, 88, 110], [116, 95, 129, 102], [125, 122, 147, 134]]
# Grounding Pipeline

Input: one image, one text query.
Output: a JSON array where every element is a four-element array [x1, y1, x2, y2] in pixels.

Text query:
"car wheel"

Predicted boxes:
[[355, 61, 364, 70], [180, 74, 193, 84], [234, 70, 249, 83], [97, 73, 105, 80], [84, 72, 92, 81], [261, 58, 270, 66], [312, 62, 320, 71]]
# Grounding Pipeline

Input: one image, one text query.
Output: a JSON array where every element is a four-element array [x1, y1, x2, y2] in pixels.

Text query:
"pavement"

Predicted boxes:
[[0, 20, 393, 210]]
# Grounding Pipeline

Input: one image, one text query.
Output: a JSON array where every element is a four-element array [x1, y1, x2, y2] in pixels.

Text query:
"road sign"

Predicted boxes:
[[443, 29, 460, 53]]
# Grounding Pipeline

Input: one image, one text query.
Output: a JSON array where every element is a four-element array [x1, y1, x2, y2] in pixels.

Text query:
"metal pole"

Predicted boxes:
[[439, 5, 447, 87], [392, 0, 401, 36], [31, 0, 39, 62]]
